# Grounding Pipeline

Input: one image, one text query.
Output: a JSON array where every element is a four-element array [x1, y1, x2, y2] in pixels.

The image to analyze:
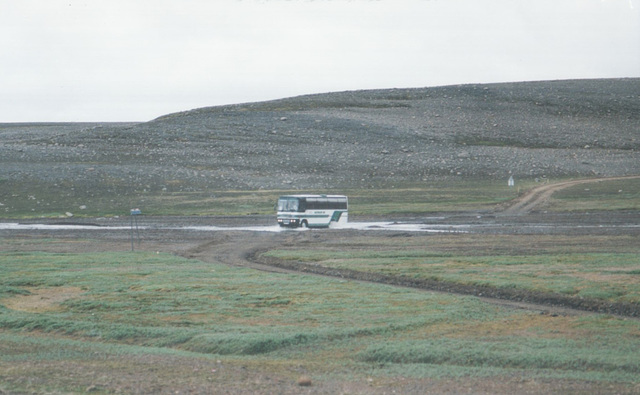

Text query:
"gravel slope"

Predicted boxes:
[[1, 78, 638, 198]]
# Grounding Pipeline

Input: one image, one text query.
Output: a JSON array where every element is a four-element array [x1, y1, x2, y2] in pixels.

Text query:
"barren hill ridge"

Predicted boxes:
[[1, 78, 639, 196]]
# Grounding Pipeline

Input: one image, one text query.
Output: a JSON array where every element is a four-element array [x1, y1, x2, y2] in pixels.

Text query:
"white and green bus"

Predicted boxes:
[[276, 195, 348, 228]]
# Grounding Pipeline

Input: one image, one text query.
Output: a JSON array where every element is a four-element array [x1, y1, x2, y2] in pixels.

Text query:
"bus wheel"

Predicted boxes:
[[300, 220, 308, 228]]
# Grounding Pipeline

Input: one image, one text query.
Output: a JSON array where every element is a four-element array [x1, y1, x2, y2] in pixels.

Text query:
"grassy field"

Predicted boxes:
[[1, 177, 538, 218], [1, 248, 640, 393], [1, 177, 639, 392], [547, 178, 640, 212], [3, 176, 639, 219], [262, 234, 640, 305]]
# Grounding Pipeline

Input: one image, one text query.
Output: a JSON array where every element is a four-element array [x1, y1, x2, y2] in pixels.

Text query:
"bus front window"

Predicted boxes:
[[278, 198, 299, 212]]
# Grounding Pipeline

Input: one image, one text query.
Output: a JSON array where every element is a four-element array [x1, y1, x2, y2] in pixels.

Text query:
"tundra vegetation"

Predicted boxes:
[[1, 240, 639, 393], [0, 79, 639, 393], [1, 178, 639, 393]]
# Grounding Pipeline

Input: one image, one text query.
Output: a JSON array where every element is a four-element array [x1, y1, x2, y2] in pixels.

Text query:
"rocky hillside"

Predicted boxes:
[[1, 79, 639, 205]]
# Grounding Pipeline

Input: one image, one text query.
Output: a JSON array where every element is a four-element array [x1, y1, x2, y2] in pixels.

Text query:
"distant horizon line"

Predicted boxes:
[[2, 77, 637, 124]]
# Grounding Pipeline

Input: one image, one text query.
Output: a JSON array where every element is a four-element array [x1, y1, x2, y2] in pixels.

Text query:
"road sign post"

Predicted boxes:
[[130, 208, 141, 251]]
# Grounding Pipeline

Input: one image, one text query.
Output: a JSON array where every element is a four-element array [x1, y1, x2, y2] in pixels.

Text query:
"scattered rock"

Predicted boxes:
[[0, 79, 638, 206], [297, 376, 312, 387]]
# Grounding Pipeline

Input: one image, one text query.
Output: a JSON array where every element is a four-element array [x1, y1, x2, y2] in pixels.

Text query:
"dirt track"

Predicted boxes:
[[171, 176, 640, 318], [179, 229, 640, 320], [5, 176, 638, 319], [499, 175, 640, 215]]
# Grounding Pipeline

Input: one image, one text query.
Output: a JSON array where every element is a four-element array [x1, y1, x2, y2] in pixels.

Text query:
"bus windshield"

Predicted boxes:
[[277, 198, 299, 212]]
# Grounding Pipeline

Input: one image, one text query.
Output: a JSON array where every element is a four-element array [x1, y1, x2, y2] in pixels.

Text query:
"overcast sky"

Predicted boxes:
[[2, 0, 639, 122]]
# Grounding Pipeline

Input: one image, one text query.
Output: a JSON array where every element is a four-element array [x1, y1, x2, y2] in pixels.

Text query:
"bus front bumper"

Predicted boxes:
[[277, 218, 300, 227]]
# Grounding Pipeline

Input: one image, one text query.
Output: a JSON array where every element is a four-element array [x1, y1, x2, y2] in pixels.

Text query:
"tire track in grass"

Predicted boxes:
[[247, 246, 640, 319], [179, 175, 640, 319], [181, 232, 640, 319]]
